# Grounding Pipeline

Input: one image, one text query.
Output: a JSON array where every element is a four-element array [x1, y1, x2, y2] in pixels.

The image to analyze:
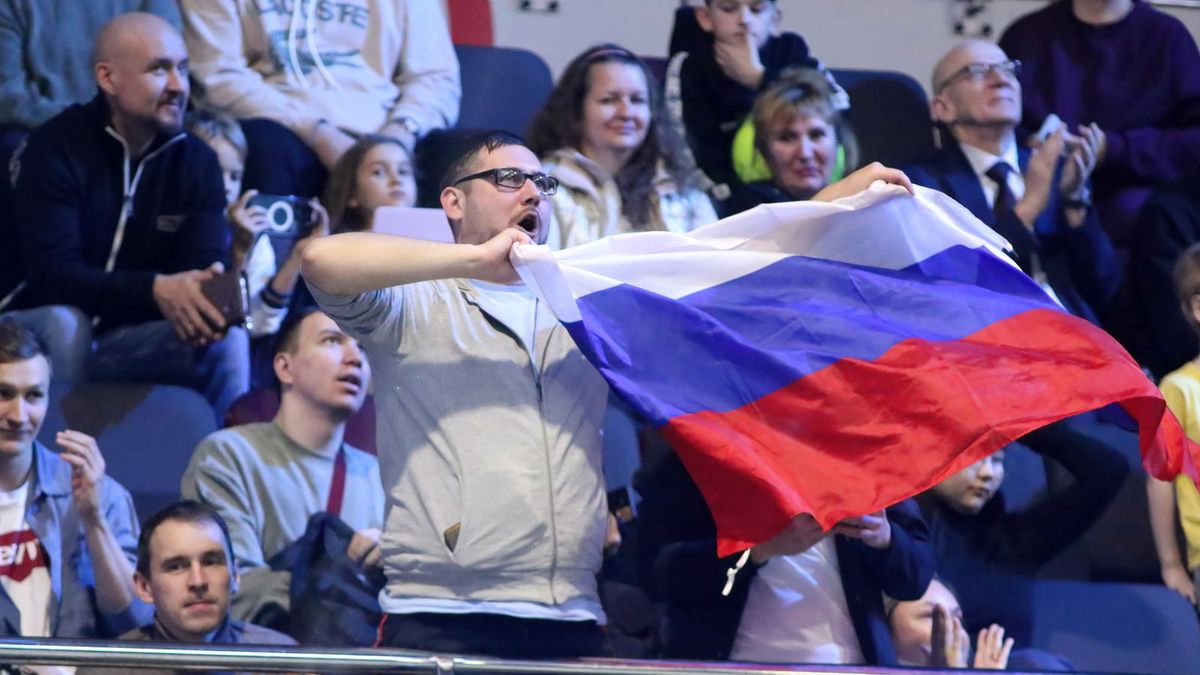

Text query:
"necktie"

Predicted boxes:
[[326, 446, 346, 516], [984, 161, 1017, 223]]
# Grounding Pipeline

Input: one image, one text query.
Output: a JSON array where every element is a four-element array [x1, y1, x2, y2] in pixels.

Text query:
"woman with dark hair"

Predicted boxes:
[[725, 67, 860, 215], [323, 134, 417, 234], [527, 43, 716, 249]]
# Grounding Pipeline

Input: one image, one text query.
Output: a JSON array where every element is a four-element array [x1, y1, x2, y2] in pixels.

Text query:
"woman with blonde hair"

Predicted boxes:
[[725, 67, 860, 214]]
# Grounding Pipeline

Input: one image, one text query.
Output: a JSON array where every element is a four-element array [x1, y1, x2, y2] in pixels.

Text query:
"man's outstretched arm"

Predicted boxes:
[[301, 229, 531, 296]]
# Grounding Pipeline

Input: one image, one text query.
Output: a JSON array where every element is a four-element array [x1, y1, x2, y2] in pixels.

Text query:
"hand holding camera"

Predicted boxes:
[[228, 189, 269, 271], [247, 193, 322, 239]]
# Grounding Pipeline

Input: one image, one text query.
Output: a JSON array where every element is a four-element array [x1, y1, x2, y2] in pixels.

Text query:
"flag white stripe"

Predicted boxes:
[[512, 184, 1015, 323]]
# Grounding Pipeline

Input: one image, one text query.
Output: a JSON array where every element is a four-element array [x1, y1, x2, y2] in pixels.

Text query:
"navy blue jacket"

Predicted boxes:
[[3, 94, 228, 330], [916, 421, 1126, 645], [635, 447, 935, 665], [904, 138, 1119, 324], [676, 31, 818, 198]]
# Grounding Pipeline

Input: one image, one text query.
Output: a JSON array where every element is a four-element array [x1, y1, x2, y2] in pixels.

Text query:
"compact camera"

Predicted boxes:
[[249, 194, 317, 238]]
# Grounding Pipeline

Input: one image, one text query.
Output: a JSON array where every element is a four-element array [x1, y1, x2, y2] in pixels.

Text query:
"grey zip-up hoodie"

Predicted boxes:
[[311, 278, 610, 611], [0, 0, 180, 129]]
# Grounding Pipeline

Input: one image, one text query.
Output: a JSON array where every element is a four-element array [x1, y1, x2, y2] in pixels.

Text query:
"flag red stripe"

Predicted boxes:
[[662, 308, 1198, 557]]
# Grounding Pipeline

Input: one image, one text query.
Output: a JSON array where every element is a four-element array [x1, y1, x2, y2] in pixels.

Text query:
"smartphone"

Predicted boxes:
[[1033, 113, 1064, 144], [248, 194, 317, 238], [199, 270, 250, 328]]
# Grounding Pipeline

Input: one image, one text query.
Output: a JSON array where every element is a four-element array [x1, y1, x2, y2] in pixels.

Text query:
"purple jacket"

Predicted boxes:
[[999, 0, 1200, 245]]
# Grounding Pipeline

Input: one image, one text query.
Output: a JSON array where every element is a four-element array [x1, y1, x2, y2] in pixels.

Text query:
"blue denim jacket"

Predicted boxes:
[[0, 441, 151, 637]]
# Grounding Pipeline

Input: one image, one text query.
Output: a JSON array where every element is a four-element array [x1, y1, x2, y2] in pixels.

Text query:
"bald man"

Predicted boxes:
[[2, 12, 248, 420], [904, 40, 1117, 325], [903, 40, 1134, 652]]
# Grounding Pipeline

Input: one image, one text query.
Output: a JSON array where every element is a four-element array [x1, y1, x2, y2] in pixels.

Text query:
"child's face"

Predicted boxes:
[[932, 450, 1006, 515], [350, 143, 416, 214], [890, 579, 964, 666], [208, 136, 244, 206], [699, 0, 779, 49]]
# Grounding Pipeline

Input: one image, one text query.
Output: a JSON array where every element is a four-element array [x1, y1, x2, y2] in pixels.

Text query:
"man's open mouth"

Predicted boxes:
[[517, 213, 538, 233]]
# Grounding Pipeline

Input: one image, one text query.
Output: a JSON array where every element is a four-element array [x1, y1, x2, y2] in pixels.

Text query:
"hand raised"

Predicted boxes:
[[811, 162, 915, 202], [750, 513, 826, 563], [713, 31, 765, 89], [1015, 127, 1065, 227], [470, 228, 534, 285], [937, 604, 971, 668], [228, 190, 268, 268], [833, 509, 892, 550], [972, 624, 1015, 669], [56, 430, 105, 525], [1060, 123, 1102, 199]]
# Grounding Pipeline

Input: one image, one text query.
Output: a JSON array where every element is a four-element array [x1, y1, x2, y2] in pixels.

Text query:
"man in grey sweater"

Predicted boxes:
[[182, 308, 384, 627], [300, 131, 612, 659]]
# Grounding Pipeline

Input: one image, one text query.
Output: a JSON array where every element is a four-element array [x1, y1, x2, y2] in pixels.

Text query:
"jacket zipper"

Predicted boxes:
[[101, 128, 185, 274], [532, 298, 562, 604]]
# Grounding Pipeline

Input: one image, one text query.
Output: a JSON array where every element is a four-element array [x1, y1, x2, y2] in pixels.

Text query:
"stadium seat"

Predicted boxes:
[[37, 383, 216, 519], [223, 388, 377, 455], [1043, 418, 1159, 583], [453, 44, 554, 135], [414, 46, 553, 206], [1030, 580, 1200, 674], [829, 68, 934, 168], [999, 440, 1049, 513]]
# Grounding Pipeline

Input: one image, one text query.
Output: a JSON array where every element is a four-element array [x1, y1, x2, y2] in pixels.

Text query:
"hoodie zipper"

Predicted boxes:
[[531, 297, 563, 605]]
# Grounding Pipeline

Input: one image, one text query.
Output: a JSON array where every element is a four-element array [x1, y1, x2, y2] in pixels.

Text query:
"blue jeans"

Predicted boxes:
[[1, 305, 92, 381], [89, 321, 249, 423]]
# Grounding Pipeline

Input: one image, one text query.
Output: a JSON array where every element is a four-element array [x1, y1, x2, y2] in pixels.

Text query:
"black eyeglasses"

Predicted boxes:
[[452, 167, 559, 196], [935, 59, 1022, 93]]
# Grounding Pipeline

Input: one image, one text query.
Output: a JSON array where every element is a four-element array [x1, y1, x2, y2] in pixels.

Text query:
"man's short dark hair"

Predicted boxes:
[[0, 320, 48, 367], [273, 307, 324, 358], [136, 500, 235, 577], [439, 130, 528, 191]]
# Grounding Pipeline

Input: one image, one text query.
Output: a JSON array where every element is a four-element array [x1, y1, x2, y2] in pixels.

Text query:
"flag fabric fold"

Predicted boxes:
[[512, 183, 1200, 556]]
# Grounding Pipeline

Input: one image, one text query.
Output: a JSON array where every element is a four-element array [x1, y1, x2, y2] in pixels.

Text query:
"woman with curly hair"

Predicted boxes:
[[527, 44, 716, 250]]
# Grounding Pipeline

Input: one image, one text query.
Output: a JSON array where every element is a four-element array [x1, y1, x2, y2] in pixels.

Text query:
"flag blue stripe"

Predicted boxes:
[[566, 244, 1061, 425]]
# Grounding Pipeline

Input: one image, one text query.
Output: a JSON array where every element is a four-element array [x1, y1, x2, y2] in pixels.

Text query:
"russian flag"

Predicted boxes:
[[513, 184, 1200, 556]]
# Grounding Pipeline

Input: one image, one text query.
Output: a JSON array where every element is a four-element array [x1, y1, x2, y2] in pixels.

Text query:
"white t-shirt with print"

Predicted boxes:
[[0, 481, 52, 638]]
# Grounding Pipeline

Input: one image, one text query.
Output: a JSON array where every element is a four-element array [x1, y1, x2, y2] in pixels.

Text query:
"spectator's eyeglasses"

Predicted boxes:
[[935, 59, 1022, 93], [452, 167, 559, 196]]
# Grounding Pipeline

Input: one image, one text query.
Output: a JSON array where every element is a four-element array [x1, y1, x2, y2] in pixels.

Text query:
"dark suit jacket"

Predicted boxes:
[[904, 139, 1119, 324], [634, 444, 935, 665]]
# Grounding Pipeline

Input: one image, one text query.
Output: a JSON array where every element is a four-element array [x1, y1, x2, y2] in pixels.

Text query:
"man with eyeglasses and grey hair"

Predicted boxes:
[[903, 40, 1130, 667], [905, 40, 1117, 324], [299, 131, 612, 659]]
